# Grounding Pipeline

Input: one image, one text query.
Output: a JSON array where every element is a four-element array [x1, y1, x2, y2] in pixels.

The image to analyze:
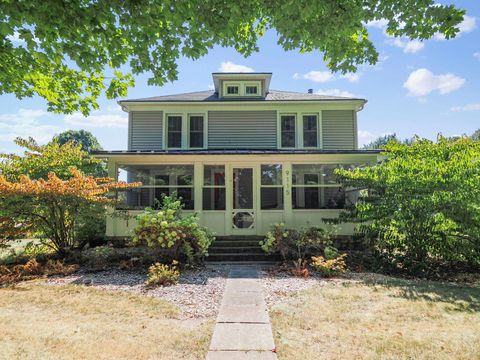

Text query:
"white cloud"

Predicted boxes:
[[0, 108, 60, 143], [403, 68, 465, 97], [365, 19, 388, 29], [219, 61, 254, 73], [207, 84, 215, 90], [474, 52, 480, 60], [357, 130, 377, 147], [316, 89, 356, 98], [388, 37, 425, 53], [341, 73, 360, 82], [297, 70, 335, 83], [450, 103, 480, 112], [64, 111, 127, 128], [294, 71, 360, 83]]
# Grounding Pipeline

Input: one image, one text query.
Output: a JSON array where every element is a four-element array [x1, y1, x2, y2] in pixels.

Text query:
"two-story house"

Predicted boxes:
[[96, 72, 379, 240]]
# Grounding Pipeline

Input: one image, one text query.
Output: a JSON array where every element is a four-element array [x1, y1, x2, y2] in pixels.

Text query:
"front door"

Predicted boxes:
[[231, 167, 256, 234]]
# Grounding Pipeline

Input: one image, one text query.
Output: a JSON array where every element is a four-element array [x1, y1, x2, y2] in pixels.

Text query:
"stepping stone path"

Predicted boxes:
[[206, 266, 278, 360]]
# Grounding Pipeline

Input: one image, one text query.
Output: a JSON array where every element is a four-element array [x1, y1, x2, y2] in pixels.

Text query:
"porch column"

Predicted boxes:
[[283, 162, 293, 227]]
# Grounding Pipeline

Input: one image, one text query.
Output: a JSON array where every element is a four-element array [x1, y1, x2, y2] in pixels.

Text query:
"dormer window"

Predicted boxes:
[[226, 85, 239, 95], [245, 85, 258, 95]]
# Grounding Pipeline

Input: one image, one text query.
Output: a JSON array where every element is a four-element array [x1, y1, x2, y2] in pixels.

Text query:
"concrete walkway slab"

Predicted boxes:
[[206, 265, 278, 359], [209, 323, 275, 350], [217, 305, 270, 323], [206, 350, 277, 360]]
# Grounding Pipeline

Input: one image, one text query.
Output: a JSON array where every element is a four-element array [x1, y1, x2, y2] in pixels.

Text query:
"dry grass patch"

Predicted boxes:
[[270, 275, 480, 360], [0, 283, 213, 360]]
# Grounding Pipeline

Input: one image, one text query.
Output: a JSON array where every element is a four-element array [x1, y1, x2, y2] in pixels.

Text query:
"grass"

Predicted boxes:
[[270, 275, 480, 360], [0, 283, 213, 360]]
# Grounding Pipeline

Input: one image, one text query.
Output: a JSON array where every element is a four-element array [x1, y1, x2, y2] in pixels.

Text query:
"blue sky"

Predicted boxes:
[[1, 0, 479, 153]]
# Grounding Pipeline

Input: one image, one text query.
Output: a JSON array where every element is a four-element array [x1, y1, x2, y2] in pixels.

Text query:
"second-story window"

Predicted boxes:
[[226, 85, 239, 95], [167, 115, 182, 148], [189, 115, 204, 148], [245, 85, 258, 95], [303, 115, 318, 147], [281, 115, 296, 147]]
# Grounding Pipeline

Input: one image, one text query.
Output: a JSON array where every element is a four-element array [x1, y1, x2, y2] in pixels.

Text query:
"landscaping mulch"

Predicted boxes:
[[47, 266, 229, 319]]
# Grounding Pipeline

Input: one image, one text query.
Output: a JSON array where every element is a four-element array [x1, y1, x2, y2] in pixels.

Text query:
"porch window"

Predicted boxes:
[[261, 164, 283, 210], [117, 165, 194, 209], [167, 115, 182, 148], [303, 115, 318, 147], [189, 115, 204, 148], [203, 165, 226, 210], [292, 164, 357, 209], [280, 115, 296, 147]]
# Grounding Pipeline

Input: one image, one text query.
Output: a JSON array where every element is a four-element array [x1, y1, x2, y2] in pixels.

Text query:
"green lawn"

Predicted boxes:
[[270, 275, 480, 360]]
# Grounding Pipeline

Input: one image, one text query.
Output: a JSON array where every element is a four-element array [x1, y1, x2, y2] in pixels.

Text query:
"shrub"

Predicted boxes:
[[335, 135, 480, 275], [131, 194, 214, 264], [0, 259, 79, 285], [146, 261, 180, 287], [260, 223, 332, 261], [311, 254, 347, 277]]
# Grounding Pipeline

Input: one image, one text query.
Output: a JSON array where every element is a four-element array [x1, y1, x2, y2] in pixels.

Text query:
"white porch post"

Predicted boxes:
[[283, 162, 293, 227]]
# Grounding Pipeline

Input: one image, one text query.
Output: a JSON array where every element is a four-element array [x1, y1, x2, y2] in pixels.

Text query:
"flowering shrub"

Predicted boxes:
[[260, 223, 332, 261], [146, 261, 180, 287], [311, 254, 347, 277], [131, 194, 214, 264]]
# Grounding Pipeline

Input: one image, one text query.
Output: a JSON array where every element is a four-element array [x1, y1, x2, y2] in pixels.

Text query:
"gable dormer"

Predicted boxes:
[[212, 72, 272, 99]]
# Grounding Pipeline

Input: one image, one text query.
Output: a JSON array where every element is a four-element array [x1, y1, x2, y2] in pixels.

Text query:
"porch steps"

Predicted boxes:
[[207, 236, 280, 263]]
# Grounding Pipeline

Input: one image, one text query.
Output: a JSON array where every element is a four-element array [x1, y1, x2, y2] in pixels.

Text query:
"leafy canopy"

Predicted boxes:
[[336, 136, 480, 274], [52, 130, 103, 153], [0, 167, 139, 254], [1, 1, 465, 115], [0, 137, 103, 180]]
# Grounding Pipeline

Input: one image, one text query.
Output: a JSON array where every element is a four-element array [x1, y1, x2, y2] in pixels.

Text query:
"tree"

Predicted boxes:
[[0, 168, 139, 255], [1, 1, 465, 115], [0, 137, 107, 246], [362, 133, 414, 149], [336, 136, 480, 275], [52, 130, 102, 153], [471, 129, 480, 141]]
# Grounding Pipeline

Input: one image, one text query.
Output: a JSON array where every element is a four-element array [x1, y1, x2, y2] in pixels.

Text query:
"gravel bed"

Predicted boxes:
[[47, 266, 229, 319]]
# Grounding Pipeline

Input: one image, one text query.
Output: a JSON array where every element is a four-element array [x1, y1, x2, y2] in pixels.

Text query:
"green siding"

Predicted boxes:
[[129, 111, 163, 150], [208, 110, 277, 148], [322, 110, 356, 150]]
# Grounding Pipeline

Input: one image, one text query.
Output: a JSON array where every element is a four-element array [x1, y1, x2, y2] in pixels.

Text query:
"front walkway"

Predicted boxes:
[[206, 266, 278, 360]]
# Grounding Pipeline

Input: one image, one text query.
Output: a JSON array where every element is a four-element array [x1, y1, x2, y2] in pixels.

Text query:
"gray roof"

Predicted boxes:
[[120, 90, 365, 103], [93, 149, 381, 155]]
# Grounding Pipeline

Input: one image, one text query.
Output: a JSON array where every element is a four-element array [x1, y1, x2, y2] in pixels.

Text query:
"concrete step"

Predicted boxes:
[[207, 253, 279, 262], [209, 246, 264, 254], [212, 240, 262, 247]]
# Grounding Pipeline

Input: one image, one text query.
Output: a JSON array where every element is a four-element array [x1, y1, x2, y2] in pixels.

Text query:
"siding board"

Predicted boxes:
[[322, 110, 355, 150], [208, 110, 277, 149], [129, 111, 163, 150]]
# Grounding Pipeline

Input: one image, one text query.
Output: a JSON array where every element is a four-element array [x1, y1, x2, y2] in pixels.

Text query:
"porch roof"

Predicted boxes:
[[93, 149, 381, 156]]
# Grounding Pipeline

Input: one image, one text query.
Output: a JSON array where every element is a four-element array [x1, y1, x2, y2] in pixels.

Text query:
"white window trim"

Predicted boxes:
[[277, 113, 297, 148], [301, 113, 320, 149], [164, 113, 184, 149], [244, 81, 261, 96], [164, 112, 208, 150], [223, 82, 242, 97], [187, 113, 208, 149]]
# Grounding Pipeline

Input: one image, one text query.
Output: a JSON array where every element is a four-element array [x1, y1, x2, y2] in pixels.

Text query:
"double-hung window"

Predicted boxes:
[[203, 165, 226, 210], [292, 164, 356, 209], [117, 165, 194, 210], [280, 115, 296, 147], [167, 115, 182, 148], [189, 115, 204, 148], [303, 115, 318, 147], [260, 164, 283, 209]]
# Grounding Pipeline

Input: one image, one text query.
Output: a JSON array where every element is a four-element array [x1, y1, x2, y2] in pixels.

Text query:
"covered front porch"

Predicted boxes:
[[96, 150, 379, 238]]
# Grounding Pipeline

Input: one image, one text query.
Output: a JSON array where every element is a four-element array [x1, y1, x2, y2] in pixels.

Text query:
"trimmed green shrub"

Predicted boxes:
[[146, 261, 180, 287], [131, 194, 214, 264]]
